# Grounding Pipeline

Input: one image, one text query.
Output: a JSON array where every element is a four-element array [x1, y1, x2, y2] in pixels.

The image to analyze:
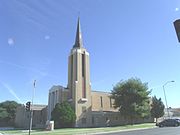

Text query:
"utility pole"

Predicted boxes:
[[29, 80, 36, 135], [162, 80, 175, 118]]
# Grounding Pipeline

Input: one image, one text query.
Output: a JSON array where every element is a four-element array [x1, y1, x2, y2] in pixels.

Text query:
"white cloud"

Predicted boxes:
[[45, 35, 50, 40], [8, 38, 15, 46], [175, 8, 179, 12]]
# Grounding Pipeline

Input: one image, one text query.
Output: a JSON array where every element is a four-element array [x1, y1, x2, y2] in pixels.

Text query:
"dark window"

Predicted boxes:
[[100, 96, 103, 108], [82, 53, 86, 98], [71, 55, 73, 80], [82, 78, 86, 98], [71, 55, 73, 98], [27, 114, 30, 119], [110, 97, 112, 108], [82, 118, 86, 124], [106, 117, 108, 121], [82, 53, 85, 77], [76, 53, 78, 81], [92, 116, 94, 124]]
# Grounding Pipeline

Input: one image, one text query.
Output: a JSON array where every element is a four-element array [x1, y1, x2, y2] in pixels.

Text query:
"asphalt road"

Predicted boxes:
[[97, 127, 180, 135]]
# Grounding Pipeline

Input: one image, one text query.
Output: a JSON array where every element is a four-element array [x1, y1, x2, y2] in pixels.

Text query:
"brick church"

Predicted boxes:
[[47, 18, 152, 127]]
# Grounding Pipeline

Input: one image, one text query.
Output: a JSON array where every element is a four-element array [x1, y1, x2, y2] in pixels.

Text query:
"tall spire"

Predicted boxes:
[[73, 17, 83, 48]]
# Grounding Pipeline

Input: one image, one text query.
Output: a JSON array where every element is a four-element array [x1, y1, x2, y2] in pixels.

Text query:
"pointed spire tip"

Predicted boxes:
[[73, 18, 83, 48]]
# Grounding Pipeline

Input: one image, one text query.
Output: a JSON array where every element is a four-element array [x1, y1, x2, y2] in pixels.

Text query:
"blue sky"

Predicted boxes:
[[0, 0, 180, 108]]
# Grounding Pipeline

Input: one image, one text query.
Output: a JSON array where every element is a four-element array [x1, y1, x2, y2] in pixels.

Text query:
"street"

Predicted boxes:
[[96, 127, 180, 135]]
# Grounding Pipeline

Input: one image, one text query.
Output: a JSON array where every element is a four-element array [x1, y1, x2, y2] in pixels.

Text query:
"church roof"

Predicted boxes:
[[92, 90, 111, 94], [73, 17, 83, 48]]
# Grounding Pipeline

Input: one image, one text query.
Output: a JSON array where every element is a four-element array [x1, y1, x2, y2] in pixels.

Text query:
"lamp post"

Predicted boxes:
[[163, 80, 175, 118], [29, 80, 36, 135]]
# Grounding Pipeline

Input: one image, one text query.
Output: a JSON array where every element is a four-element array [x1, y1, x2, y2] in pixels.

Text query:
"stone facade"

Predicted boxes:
[[15, 105, 47, 129], [47, 85, 68, 121]]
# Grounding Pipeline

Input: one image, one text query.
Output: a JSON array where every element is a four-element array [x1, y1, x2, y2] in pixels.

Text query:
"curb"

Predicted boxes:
[[86, 126, 156, 135]]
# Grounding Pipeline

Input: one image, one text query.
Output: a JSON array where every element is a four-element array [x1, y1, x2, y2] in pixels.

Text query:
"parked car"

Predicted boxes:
[[157, 119, 180, 127], [175, 118, 180, 123]]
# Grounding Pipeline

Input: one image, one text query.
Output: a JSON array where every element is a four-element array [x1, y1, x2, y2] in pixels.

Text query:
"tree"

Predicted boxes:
[[0, 101, 20, 126], [111, 78, 151, 124], [150, 96, 165, 124], [51, 102, 76, 128], [0, 107, 8, 120]]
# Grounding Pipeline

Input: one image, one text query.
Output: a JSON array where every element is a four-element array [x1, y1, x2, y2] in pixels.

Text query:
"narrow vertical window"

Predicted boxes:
[[71, 55, 73, 98], [76, 53, 78, 81], [82, 53, 86, 98], [71, 55, 73, 80], [52, 92, 54, 108], [110, 97, 112, 108], [106, 117, 108, 121], [92, 116, 94, 124], [82, 118, 86, 124], [82, 53, 85, 77], [100, 96, 103, 108]]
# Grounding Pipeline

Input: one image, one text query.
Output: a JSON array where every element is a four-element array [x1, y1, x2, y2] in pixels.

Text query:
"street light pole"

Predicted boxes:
[[29, 80, 36, 135], [162, 80, 175, 118]]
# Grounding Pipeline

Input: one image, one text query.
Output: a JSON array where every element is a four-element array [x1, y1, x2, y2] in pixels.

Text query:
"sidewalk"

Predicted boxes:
[[87, 126, 156, 135], [0, 123, 156, 135]]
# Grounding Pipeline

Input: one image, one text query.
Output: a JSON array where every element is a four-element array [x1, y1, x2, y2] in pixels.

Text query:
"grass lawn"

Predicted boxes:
[[0, 123, 155, 135]]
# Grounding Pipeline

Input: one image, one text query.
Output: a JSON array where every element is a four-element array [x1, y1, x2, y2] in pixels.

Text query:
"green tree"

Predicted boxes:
[[0, 101, 20, 126], [150, 96, 165, 124], [51, 102, 76, 128], [111, 78, 151, 124], [0, 107, 8, 120]]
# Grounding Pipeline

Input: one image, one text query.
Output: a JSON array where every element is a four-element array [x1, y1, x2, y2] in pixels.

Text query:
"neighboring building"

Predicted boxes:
[[163, 108, 180, 119], [48, 18, 153, 127], [15, 104, 47, 129], [171, 108, 180, 117], [157, 108, 180, 123], [47, 85, 69, 120]]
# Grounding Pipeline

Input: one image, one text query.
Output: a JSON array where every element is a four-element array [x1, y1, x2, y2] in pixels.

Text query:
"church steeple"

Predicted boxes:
[[68, 18, 91, 127], [73, 17, 83, 48]]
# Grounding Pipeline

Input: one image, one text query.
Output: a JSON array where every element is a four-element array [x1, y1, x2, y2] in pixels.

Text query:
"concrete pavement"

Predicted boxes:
[[96, 127, 180, 135]]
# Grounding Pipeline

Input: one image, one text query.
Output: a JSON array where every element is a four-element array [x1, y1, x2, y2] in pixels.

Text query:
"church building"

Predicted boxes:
[[47, 18, 152, 127]]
